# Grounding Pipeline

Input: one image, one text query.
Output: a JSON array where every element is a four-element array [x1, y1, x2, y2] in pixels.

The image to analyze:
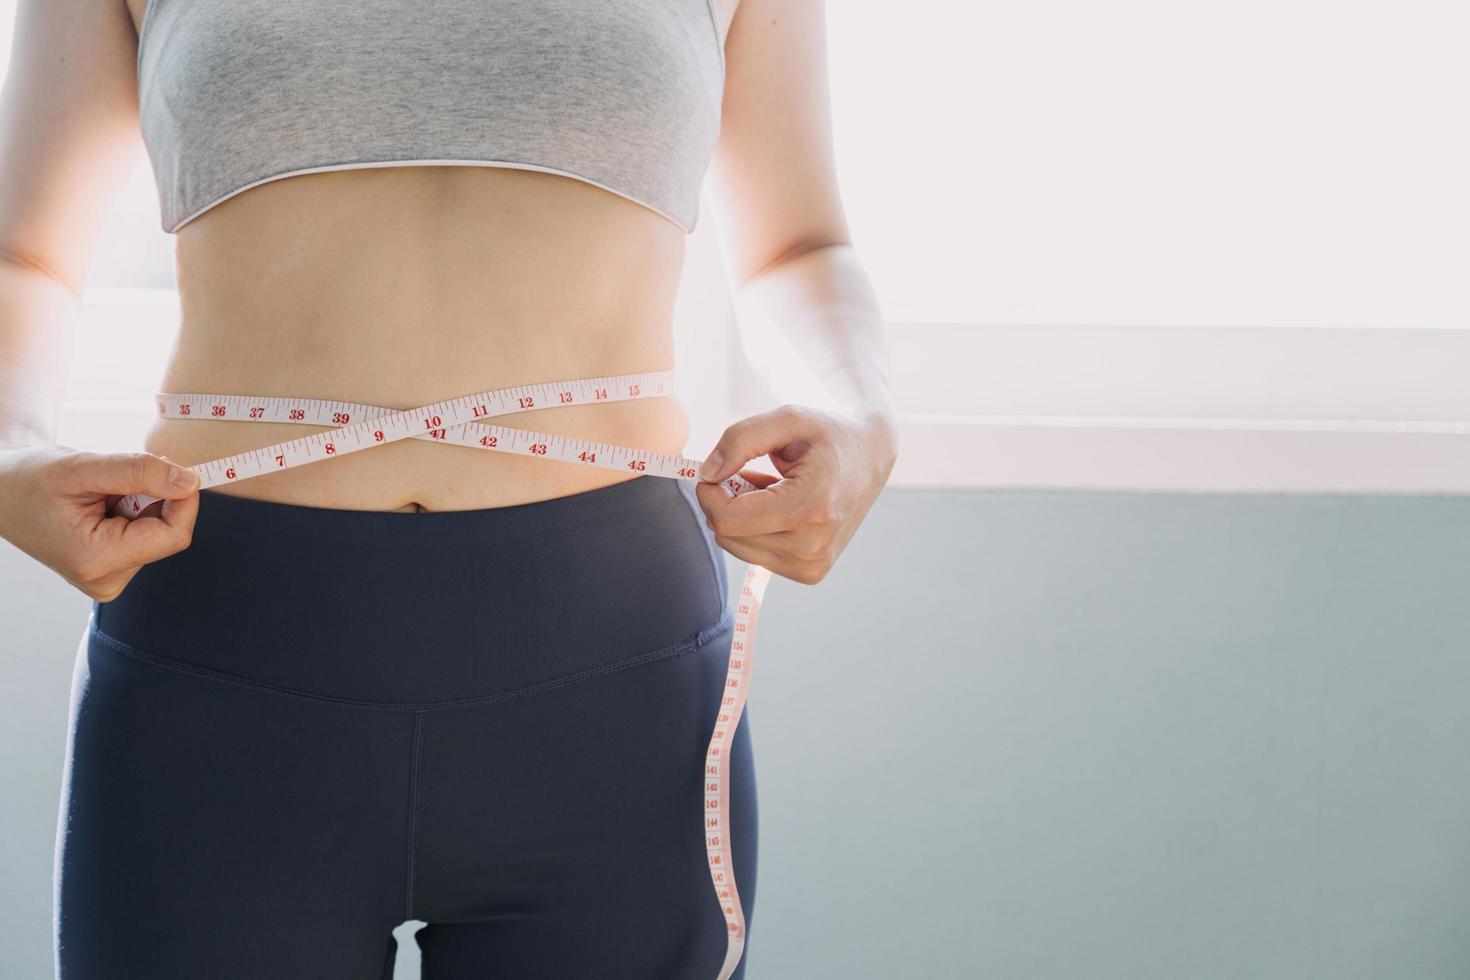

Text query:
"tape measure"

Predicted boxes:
[[115, 369, 770, 980]]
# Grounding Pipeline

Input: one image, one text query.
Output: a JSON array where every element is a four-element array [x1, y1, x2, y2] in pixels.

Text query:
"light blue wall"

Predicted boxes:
[[6, 488, 1470, 978]]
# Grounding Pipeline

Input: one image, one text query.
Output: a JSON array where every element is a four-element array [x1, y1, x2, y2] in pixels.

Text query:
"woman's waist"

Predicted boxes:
[[142, 345, 693, 511]]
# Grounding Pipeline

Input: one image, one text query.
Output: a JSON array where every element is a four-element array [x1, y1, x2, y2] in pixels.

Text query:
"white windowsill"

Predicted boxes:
[[891, 415, 1470, 494], [764, 321, 1470, 495]]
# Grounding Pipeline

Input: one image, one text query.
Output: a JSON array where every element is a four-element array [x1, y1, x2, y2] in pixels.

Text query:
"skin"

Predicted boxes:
[[0, 0, 897, 601]]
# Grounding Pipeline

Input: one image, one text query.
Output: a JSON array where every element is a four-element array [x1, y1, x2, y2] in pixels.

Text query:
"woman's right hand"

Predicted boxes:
[[0, 446, 200, 602]]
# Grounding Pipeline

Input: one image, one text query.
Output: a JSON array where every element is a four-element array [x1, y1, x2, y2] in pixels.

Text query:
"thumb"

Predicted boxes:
[[72, 451, 201, 499], [699, 406, 816, 482]]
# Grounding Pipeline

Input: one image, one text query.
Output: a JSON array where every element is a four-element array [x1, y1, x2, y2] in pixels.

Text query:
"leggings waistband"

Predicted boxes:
[[92, 475, 731, 706]]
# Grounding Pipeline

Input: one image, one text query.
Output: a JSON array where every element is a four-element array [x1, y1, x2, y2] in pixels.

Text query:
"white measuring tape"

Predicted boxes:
[[115, 369, 769, 979]]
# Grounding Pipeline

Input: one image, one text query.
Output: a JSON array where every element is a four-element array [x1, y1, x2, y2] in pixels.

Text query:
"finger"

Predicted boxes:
[[730, 468, 781, 491], [698, 405, 823, 483], [722, 527, 833, 565], [120, 489, 199, 565], [64, 451, 201, 500], [709, 530, 782, 571], [691, 467, 778, 507], [108, 495, 165, 521], [72, 566, 141, 604], [711, 533, 828, 586], [696, 469, 828, 538], [92, 488, 199, 569]]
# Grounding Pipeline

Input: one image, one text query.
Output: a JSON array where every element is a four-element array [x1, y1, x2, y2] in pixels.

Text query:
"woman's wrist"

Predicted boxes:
[[844, 396, 900, 471], [0, 440, 60, 524], [0, 446, 36, 544]]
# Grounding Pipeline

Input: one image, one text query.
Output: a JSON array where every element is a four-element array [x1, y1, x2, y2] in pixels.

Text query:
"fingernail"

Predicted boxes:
[[170, 465, 199, 490], [700, 450, 724, 481]]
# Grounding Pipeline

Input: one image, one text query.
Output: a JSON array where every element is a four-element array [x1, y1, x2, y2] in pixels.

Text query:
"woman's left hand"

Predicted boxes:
[[694, 403, 899, 585]]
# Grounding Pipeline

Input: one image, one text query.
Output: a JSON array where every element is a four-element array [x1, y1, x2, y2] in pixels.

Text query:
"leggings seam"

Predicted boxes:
[[675, 477, 729, 621], [405, 711, 425, 920], [87, 608, 734, 713]]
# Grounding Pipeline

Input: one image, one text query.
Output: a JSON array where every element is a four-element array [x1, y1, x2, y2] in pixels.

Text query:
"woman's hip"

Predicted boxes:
[[89, 473, 731, 706]]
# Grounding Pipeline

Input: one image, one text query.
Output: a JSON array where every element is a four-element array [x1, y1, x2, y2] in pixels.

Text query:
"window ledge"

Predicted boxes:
[[877, 321, 1470, 494], [893, 414, 1470, 494]]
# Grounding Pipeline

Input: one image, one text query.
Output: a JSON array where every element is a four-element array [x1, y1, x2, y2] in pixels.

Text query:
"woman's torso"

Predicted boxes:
[[123, 0, 728, 513]]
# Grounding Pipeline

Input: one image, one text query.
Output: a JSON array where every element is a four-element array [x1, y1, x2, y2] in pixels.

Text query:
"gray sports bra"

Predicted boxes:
[[136, 0, 726, 234]]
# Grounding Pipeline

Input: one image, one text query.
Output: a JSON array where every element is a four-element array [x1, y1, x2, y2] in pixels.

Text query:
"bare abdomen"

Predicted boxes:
[[143, 165, 697, 512]]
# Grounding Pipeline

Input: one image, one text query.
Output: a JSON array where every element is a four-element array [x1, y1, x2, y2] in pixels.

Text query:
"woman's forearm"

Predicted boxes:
[[695, 238, 898, 584], [731, 241, 896, 431], [0, 254, 77, 451]]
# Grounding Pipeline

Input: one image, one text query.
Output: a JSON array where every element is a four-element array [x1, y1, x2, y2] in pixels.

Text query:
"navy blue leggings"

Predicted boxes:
[[55, 475, 757, 979]]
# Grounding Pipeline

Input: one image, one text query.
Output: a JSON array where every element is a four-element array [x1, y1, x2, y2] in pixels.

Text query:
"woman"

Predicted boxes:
[[0, 0, 896, 976]]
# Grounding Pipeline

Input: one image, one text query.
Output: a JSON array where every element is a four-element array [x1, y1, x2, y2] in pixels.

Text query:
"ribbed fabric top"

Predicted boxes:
[[136, 0, 726, 234]]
